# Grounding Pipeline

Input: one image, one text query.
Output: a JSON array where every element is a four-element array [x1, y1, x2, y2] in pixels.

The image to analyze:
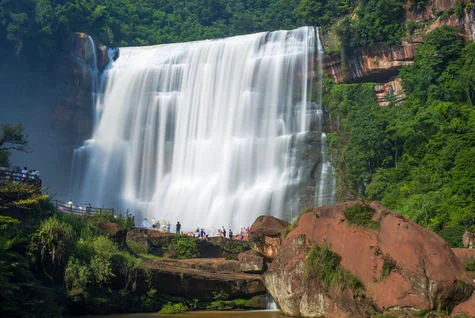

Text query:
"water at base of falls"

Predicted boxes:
[[70, 27, 329, 231]]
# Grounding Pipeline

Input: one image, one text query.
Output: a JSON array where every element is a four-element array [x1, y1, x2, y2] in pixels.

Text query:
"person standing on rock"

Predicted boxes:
[[176, 221, 181, 234]]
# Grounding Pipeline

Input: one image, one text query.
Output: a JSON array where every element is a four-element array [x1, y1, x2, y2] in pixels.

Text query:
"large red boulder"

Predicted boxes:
[[264, 201, 474, 317], [249, 215, 289, 260]]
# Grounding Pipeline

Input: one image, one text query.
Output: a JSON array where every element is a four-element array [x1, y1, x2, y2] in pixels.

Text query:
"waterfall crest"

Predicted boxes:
[[71, 27, 325, 230]]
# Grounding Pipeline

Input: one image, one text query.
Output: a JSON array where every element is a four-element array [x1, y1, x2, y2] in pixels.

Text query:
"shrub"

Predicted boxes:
[[217, 239, 249, 260], [465, 260, 475, 271], [436, 225, 466, 247], [30, 216, 74, 282], [126, 240, 149, 255], [158, 302, 188, 314], [306, 245, 364, 295], [64, 257, 91, 301], [380, 255, 397, 279], [343, 203, 380, 230], [168, 235, 199, 259]]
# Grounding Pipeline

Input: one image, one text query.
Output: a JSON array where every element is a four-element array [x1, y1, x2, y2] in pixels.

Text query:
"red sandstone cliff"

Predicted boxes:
[[322, 2, 475, 105], [258, 202, 474, 317]]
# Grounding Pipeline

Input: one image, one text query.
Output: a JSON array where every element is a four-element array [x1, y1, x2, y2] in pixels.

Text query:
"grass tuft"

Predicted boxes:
[[344, 203, 379, 230], [305, 244, 364, 296]]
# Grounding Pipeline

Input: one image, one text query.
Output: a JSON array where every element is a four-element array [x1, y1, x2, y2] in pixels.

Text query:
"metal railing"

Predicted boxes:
[[0, 166, 42, 185], [52, 200, 114, 216]]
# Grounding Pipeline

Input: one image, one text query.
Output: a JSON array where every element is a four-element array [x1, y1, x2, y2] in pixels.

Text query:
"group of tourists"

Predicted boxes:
[[218, 226, 250, 241], [150, 218, 172, 232], [64, 200, 93, 214], [5, 166, 42, 185], [145, 218, 250, 241]]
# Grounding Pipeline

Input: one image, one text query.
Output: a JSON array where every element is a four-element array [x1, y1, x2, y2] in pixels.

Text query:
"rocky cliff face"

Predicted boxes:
[[322, 2, 475, 105], [127, 228, 267, 304], [322, 40, 417, 85], [145, 257, 266, 301], [57, 32, 110, 145], [258, 202, 474, 317]]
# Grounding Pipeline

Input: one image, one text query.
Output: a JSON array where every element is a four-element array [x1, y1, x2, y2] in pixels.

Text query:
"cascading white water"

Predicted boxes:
[[313, 37, 336, 207], [84, 35, 101, 128], [71, 27, 326, 231]]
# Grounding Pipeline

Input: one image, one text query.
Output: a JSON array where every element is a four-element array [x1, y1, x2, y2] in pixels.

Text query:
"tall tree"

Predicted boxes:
[[0, 123, 29, 167]]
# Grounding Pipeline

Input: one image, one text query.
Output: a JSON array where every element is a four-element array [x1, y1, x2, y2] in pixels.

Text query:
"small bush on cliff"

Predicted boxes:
[[0, 181, 48, 210], [127, 239, 149, 255], [380, 255, 397, 280], [343, 203, 380, 230], [465, 260, 475, 271], [30, 216, 75, 283], [218, 239, 249, 260], [168, 234, 199, 259], [159, 302, 188, 314], [436, 225, 466, 248], [306, 245, 364, 295]]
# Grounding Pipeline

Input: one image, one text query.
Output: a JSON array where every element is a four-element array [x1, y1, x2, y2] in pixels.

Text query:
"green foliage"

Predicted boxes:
[[212, 290, 230, 301], [87, 210, 132, 231], [216, 238, 249, 260], [64, 234, 152, 313], [0, 215, 60, 317], [168, 234, 199, 259], [380, 255, 396, 279], [411, 0, 428, 13], [206, 297, 260, 310], [0, 181, 154, 315], [0, 123, 29, 166], [127, 239, 149, 255], [158, 301, 188, 314], [324, 81, 387, 197], [465, 260, 475, 272], [327, 26, 475, 245], [0, 181, 48, 210], [401, 26, 464, 102], [0, 0, 351, 64], [0, 0, 288, 60], [436, 225, 466, 248], [306, 244, 364, 294], [30, 216, 74, 283], [343, 203, 379, 230], [295, 0, 354, 28], [336, 0, 405, 50]]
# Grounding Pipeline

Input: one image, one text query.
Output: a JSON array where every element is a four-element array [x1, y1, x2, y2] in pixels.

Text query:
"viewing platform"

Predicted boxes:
[[0, 166, 42, 185], [1, 166, 114, 216], [52, 200, 114, 216]]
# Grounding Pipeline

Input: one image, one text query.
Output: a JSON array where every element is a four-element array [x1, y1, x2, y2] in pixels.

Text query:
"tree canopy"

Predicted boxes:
[[325, 26, 475, 246], [0, 123, 29, 167]]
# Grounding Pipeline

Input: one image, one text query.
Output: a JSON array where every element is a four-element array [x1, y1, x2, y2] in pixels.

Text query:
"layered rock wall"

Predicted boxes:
[[322, 2, 475, 105]]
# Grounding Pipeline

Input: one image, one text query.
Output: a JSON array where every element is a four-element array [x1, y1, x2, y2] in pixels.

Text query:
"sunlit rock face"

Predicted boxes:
[[321, 3, 475, 85], [70, 27, 334, 231], [264, 202, 474, 317]]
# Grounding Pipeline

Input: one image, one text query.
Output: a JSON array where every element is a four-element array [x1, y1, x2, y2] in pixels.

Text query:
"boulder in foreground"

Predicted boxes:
[[263, 201, 474, 317]]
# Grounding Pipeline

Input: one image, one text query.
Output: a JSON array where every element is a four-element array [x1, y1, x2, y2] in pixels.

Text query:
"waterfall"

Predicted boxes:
[[313, 35, 336, 207], [85, 35, 100, 128], [71, 27, 330, 231]]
